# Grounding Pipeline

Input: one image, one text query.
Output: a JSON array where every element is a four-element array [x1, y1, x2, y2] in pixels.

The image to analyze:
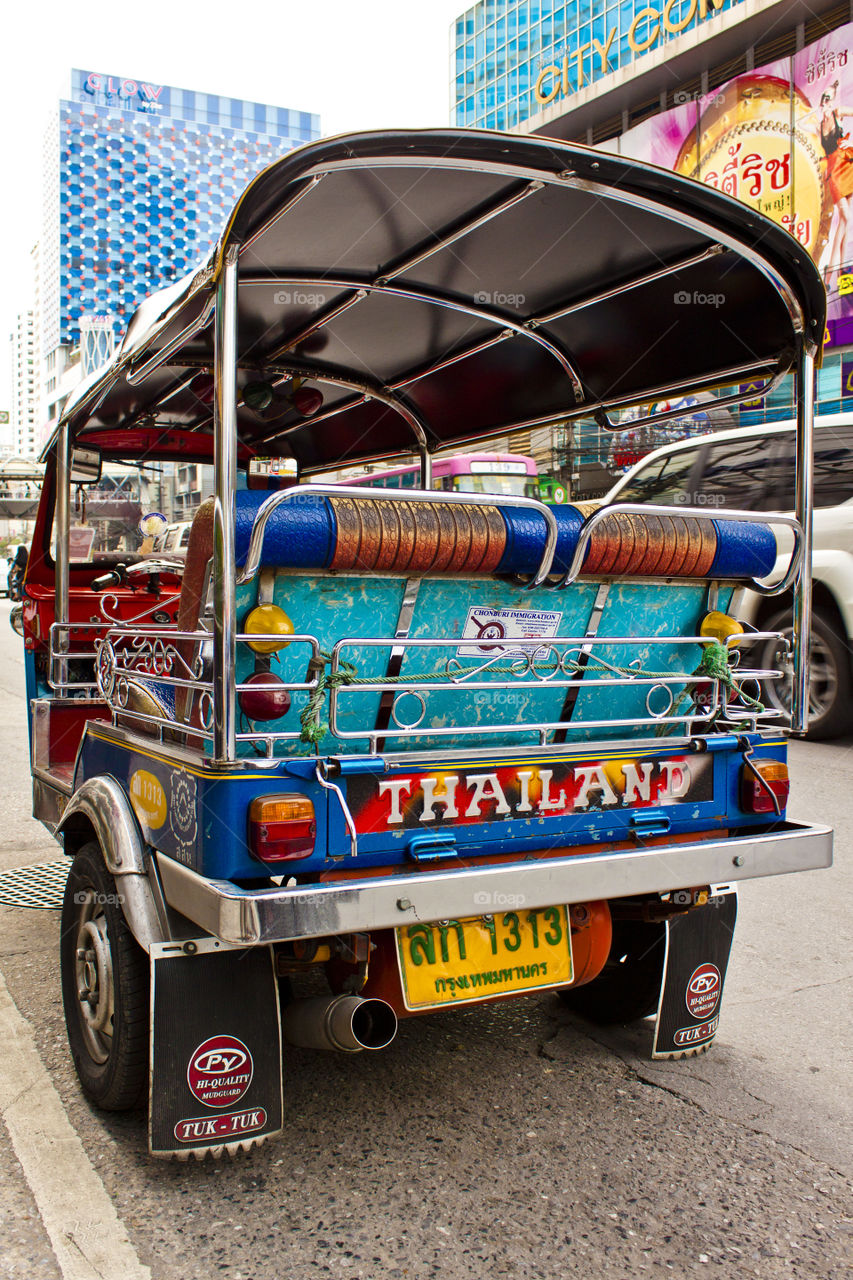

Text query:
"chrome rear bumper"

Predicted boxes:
[[155, 820, 832, 947]]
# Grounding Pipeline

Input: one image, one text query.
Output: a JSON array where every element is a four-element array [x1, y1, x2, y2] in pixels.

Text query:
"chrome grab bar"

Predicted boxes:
[[235, 483, 560, 590], [562, 503, 804, 596]]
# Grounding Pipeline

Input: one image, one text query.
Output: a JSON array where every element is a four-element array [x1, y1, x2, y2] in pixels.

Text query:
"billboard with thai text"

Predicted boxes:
[[619, 25, 853, 346]]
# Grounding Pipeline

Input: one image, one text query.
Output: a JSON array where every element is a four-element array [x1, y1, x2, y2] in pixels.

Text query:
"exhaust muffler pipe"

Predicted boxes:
[[282, 994, 398, 1053]]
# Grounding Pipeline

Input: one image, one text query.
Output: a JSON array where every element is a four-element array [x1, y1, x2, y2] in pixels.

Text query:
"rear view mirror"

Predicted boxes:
[[9, 605, 23, 637], [70, 447, 102, 485]]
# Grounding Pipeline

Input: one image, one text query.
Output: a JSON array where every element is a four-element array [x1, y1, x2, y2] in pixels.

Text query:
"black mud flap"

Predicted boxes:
[[652, 889, 737, 1059], [149, 940, 283, 1159]]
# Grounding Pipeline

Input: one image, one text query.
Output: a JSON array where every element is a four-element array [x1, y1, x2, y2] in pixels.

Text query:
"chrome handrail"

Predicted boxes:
[[564, 503, 804, 596], [46, 617, 789, 755], [235, 484, 560, 591]]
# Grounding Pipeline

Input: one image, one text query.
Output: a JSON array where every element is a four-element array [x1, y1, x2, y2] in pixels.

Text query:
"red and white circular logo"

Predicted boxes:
[[187, 1035, 253, 1109], [685, 964, 722, 1020]]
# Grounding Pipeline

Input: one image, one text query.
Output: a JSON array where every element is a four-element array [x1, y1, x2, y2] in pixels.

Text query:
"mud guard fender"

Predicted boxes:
[[58, 775, 170, 952]]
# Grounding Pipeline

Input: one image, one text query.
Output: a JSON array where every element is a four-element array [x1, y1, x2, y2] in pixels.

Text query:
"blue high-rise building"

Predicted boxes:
[[40, 69, 319, 428]]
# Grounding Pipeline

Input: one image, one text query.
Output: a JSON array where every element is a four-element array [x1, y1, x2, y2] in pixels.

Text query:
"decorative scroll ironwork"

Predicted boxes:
[[97, 592, 180, 627], [48, 618, 787, 758]]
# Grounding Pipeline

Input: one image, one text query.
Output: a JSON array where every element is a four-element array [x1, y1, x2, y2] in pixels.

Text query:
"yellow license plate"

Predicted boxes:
[[395, 905, 572, 1010]]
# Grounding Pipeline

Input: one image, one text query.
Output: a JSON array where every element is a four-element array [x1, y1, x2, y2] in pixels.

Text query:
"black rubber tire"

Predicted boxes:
[[758, 607, 853, 741], [60, 844, 150, 1111], [558, 919, 666, 1024]]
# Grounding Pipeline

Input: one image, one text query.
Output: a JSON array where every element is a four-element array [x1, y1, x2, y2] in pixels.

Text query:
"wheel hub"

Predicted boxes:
[[74, 909, 114, 1063], [763, 627, 838, 722]]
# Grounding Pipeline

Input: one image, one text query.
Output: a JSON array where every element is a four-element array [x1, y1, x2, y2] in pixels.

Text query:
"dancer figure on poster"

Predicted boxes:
[[808, 81, 853, 288]]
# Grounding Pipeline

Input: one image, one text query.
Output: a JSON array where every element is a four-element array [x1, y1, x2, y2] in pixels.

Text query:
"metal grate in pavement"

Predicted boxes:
[[0, 860, 69, 910]]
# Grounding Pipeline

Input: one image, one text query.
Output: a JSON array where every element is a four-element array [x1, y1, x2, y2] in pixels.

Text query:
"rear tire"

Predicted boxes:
[[757, 607, 853, 740], [60, 843, 150, 1110], [558, 919, 665, 1024]]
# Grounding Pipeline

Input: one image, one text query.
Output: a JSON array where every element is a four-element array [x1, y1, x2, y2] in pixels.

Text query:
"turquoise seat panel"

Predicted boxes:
[[232, 573, 733, 756]]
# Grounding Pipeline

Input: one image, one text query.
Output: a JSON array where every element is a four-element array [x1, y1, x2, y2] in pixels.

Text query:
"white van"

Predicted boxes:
[[606, 414, 853, 739]]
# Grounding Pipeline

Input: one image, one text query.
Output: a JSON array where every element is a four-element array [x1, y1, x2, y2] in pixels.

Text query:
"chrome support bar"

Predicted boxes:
[[378, 180, 543, 282], [262, 364, 430, 457], [240, 274, 586, 404], [532, 243, 726, 324], [126, 297, 215, 386], [237, 172, 327, 255], [212, 245, 240, 763], [590, 364, 786, 432], [54, 421, 71, 695], [264, 289, 367, 363], [419, 449, 432, 489], [792, 348, 815, 734]]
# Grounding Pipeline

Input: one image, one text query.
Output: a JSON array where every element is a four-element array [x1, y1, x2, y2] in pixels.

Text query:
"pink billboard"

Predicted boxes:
[[619, 27, 853, 346]]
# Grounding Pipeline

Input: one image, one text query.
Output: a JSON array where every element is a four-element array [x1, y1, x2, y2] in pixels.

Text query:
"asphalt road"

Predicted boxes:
[[0, 599, 850, 1280]]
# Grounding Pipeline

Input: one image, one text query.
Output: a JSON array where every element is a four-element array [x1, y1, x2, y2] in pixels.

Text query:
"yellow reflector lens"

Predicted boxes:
[[244, 604, 295, 653], [699, 611, 744, 646]]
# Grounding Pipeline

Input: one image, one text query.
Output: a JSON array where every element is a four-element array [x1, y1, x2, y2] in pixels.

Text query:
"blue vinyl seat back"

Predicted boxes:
[[233, 491, 777, 580]]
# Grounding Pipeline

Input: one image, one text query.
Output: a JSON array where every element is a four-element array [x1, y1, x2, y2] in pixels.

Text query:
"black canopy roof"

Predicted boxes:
[[53, 129, 825, 472]]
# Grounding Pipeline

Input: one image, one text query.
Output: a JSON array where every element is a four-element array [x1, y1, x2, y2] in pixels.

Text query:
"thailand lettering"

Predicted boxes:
[[372, 758, 694, 828]]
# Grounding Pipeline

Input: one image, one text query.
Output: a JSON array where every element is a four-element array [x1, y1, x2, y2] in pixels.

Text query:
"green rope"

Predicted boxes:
[[654, 639, 763, 737], [299, 651, 359, 746], [297, 639, 763, 746]]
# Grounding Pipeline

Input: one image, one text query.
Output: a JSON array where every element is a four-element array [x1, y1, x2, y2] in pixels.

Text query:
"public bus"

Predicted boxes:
[[341, 452, 539, 498]]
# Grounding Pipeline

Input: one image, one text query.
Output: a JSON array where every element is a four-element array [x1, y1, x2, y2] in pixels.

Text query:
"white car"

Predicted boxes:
[[152, 522, 192, 555], [605, 414, 853, 739]]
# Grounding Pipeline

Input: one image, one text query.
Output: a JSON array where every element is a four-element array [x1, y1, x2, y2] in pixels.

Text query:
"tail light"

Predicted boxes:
[[248, 794, 316, 862], [741, 759, 789, 814]]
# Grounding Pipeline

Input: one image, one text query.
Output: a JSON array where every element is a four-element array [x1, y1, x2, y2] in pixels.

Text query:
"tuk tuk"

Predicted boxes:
[[21, 129, 832, 1158]]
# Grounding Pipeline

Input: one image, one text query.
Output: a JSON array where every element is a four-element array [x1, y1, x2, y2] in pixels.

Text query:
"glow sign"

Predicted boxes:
[[82, 71, 165, 112]]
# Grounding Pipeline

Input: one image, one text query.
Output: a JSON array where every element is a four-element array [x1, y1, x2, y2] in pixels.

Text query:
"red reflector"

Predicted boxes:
[[248, 795, 316, 862], [740, 760, 789, 814]]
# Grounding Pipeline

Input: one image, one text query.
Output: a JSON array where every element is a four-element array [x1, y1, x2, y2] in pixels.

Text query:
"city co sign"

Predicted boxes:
[[535, 0, 745, 105]]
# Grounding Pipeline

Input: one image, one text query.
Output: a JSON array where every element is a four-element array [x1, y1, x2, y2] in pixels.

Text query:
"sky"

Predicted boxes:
[[0, 0, 467, 407]]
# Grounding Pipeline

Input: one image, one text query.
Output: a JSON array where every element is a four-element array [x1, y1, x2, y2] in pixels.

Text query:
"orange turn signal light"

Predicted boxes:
[[248, 794, 316, 862], [740, 759, 789, 815]]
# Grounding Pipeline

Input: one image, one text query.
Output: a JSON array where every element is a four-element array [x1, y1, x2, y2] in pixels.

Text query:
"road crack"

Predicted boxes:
[[586, 1031, 853, 1183]]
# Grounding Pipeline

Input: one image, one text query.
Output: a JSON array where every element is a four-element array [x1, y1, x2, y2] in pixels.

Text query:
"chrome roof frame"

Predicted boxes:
[[43, 129, 824, 756]]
